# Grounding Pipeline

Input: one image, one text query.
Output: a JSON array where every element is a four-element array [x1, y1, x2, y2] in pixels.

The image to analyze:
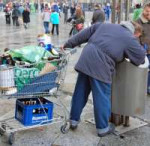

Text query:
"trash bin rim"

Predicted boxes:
[[125, 56, 149, 69]]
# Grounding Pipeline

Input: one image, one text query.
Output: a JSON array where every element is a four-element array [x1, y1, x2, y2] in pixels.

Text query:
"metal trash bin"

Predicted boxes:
[[112, 57, 149, 116]]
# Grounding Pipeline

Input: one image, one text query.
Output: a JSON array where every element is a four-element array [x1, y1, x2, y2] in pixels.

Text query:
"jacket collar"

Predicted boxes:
[[140, 15, 149, 23]]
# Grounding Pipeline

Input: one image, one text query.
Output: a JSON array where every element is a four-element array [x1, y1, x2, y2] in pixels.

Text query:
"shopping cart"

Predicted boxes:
[[0, 48, 77, 145]]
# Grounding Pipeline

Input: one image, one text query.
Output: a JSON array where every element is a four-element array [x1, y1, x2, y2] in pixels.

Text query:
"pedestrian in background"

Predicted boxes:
[[115, 2, 120, 22], [18, 4, 24, 15], [136, 1, 150, 94], [50, 9, 60, 35], [52, 1, 59, 13], [0, 2, 4, 12], [68, 7, 84, 36], [76, 3, 85, 18], [104, 3, 111, 21], [34, 2, 38, 12], [26, 2, 30, 11], [91, 4, 105, 24], [42, 4, 51, 34], [70, 3, 76, 17], [22, 7, 30, 29], [4, 4, 11, 24], [63, 2, 69, 24], [62, 21, 145, 137], [133, 3, 143, 21], [41, 3, 44, 12], [12, 5, 20, 26]]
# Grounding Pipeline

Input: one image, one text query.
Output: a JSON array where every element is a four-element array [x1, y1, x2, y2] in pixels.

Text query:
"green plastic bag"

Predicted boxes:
[[14, 67, 40, 91], [8, 46, 53, 63]]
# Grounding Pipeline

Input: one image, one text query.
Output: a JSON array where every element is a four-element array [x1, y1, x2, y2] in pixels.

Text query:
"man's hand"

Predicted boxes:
[[60, 45, 65, 51]]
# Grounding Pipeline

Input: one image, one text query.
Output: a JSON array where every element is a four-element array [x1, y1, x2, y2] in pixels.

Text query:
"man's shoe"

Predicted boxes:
[[70, 124, 78, 131], [98, 124, 115, 137]]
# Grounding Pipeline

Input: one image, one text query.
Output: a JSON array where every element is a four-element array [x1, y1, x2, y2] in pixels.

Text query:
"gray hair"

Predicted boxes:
[[143, 0, 150, 8], [120, 21, 135, 34]]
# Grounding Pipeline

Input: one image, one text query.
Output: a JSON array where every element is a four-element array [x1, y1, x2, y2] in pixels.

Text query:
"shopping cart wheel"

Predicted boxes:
[[60, 122, 70, 134], [0, 128, 4, 136], [0, 123, 6, 136], [8, 133, 15, 145], [1, 123, 6, 130]]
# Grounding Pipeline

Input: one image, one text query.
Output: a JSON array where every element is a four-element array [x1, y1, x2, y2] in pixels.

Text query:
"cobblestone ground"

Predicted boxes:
[[0, 12, 150, 146]]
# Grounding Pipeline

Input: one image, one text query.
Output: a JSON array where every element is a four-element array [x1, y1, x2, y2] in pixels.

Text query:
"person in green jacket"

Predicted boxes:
[[133, 4, 143, 21]]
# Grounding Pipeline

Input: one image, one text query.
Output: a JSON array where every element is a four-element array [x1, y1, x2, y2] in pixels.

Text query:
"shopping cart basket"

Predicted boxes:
[[0, 48, 77, 145]]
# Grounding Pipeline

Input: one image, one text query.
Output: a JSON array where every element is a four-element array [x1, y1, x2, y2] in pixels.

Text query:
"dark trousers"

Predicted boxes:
[[69, 27, 74, 36], [70, 72, 111, 130], [64, 13, 68, 23], [12, 16, 19, 26], [5, 15, 11, 24], [69, 26, 78, 36], [51, 24, 59, 35], [43, 22, 50, 34], [106, 12, 110, 21]]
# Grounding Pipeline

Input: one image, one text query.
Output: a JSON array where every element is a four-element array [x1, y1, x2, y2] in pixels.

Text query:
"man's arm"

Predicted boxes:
[[64, 23, 101, 48], [125, 36, 146, 66]]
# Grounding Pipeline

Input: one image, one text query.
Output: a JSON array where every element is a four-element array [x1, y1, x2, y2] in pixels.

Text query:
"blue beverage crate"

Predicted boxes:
[[15, 97, 54, 126]]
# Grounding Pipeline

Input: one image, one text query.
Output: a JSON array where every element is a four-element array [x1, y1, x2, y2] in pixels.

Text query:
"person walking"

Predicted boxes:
[[91, 4, 105, 24], [133, 3, 143, 21], [12, 5, 20, 26], [0, 2, 4, 12], [136, 1, 150, 94], [42, 4, 51, 34], [61, 21, 145, 137], [34, 2, 38, 12], [22, 7, 30, 29], [4, 5, 11, 24], [18, 4, 24, 15], [67, 7, 84, 36], [52, 1, 59, 13], [63, 2, 69, 24], [41, 3, 44, 12], [104, 3, 111, 21], [50, 9, 60, 35], [70, 3, 76, 17]]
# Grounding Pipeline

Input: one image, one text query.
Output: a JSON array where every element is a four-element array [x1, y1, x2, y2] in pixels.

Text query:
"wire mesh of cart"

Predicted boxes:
[[0, 48, 77, 145]]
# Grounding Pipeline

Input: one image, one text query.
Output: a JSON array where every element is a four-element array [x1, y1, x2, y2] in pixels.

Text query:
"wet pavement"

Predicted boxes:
[[0, 11, 150, 146], [0, 12, 71, 51]]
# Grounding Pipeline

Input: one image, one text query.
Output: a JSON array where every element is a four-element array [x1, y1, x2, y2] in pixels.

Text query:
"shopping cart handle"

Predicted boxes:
[[62, 48, 77, 55], [69, 48, 77, 55], [53, 46, 77, 55]]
